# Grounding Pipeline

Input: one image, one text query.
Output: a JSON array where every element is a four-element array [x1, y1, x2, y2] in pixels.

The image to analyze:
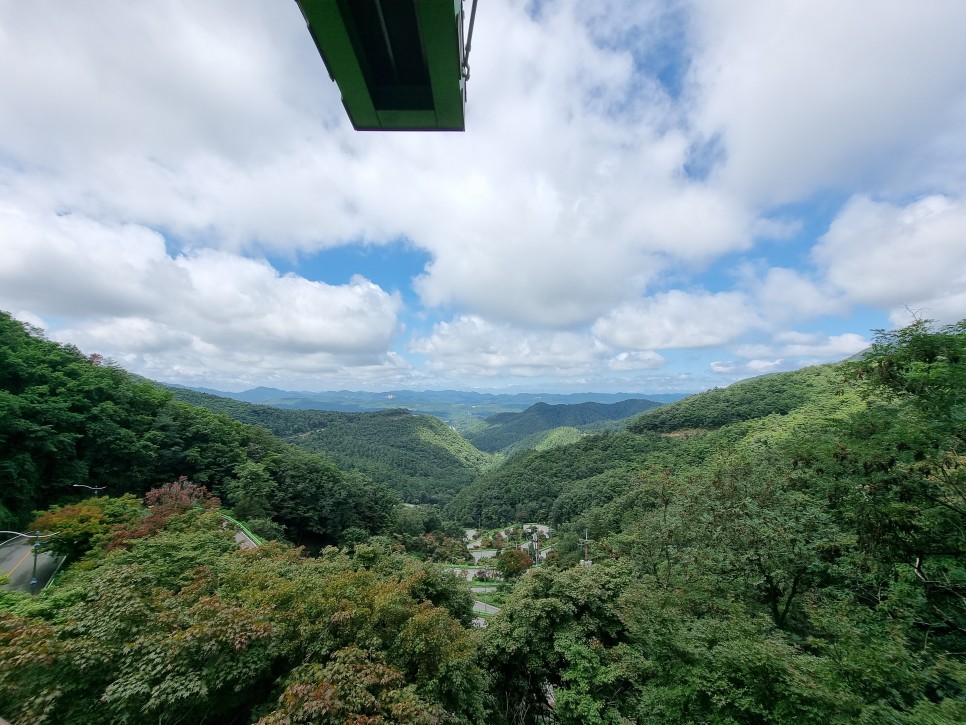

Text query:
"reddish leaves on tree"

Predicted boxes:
[[144, 476, 221, 513], [107, 477, 220, 549]]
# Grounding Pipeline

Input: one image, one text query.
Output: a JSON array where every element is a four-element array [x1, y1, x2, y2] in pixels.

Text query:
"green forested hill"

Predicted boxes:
[[445, 429, 674, 526], [0, 312, 396, 543], [170, 388, 492, 504], [476, 320, 966, 723], [445, 365, 845, 527], [4, 312, 966, 723], [173, 385, 684, 429], [465, 398, 663, 453], [627, 364, 836, 433]]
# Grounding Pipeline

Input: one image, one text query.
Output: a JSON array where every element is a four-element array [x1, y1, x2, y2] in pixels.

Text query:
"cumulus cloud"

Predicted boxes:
[[814, 195, 966, 323], [0, 208, 403, 386], [1, 0, 963, 391], [607, 351, 667, 371], [711, 357, 785, 377], [710, 360, 737, 374], [409, 315, 621, 380], [0, 0, 765, 332], [0, 206, 184, 316], [688, 0, 966, 203], [754, 268, 845, 322], [771, 331, 868, 359], [731, 331, 868, 365], [593, 290, 760, 350]]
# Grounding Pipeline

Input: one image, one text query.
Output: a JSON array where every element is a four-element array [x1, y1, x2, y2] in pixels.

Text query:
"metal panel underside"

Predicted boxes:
[[296, 0, 465, 131]]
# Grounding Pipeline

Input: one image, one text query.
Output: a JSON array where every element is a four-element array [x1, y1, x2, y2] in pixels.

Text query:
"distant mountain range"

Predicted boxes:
[[168, 385, 686, 430], [465, 399, 665, 453]]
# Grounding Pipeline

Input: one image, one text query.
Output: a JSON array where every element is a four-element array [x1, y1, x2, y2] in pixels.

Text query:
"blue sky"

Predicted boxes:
[[2, 0, 965, 393]]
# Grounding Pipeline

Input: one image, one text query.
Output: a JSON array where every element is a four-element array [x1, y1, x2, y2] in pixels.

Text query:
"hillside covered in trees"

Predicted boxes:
[[464, 398, 663, 453], [3, 313, 965, 723], [466, 319, 966, 723], [176, 385, 683, 430], [170, 388, 492, 504], [0, 312, 396, 544]]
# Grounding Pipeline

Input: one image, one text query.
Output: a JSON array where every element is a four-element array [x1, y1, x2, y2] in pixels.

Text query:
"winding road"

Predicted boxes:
[[0, 535, 63, 594]]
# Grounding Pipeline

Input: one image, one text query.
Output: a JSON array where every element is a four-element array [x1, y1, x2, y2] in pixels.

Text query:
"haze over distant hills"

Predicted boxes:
[[169, 385, 686, 430]]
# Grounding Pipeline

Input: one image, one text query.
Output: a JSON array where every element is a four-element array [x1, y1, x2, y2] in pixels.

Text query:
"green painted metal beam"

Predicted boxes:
[[416, 0, 465, 130], [295, 0, 465, 131]]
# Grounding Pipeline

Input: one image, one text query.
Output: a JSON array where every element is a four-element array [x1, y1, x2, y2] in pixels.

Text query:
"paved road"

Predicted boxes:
[[472, 601, 500, 614], [234, 530, 257, 549], [0, 536, 64, 594], [470, 548, 498, 562]]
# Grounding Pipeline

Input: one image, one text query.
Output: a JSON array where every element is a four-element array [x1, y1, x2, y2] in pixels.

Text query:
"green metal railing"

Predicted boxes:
[[218, 512, 265, 546]]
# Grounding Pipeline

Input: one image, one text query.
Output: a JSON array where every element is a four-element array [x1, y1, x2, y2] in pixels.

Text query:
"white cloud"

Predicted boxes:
[[814, 195, 966, 323], [688, 0, 966, 203], [710, 361, 737, 374], [754, 268, 845, 322], [409, 315, 617, 379], [746, 358, 783, 373], [772, 331, 868, 359], [0, 0, 765, 332], [607, 351, 667, 372], [732, 331, 868, 364], [0, 206, 186, 316], [1, 1, 963, 391], [593, 290, 760, 350], [709, 358, 784, 377], [0, 208, 404, 385]]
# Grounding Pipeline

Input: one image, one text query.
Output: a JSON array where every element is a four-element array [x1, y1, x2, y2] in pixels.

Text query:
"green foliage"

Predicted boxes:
[[445, 430, 672, 526], [480, 562, 635, 724], [629, 364, 841, 433], [0, 312, 167, 523], [171, 388, 493, 504], [389, 505, 472, 563], [7, 313, 966, 722], [256, 647, 449, 724], [466, 399, 662, 453], [495, 548, 533, 579], [29, 493, 143, 561], [476, 320, 966, 723], [0, 312, 400, 544], [0, 504, 484, 724]]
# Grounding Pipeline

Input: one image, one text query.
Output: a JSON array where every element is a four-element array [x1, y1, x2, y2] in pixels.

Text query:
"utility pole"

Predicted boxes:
[[30, 533, 41, 593], [580, 528, 593, 567]]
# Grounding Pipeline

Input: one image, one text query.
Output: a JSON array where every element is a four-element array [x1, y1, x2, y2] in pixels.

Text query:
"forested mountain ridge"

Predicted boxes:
[[0, 312, 396, 543], [627, 364, 834, 433], [444, 364, 849, 527], [173, 384, 685, 429], [477, 320, 966, 723], [6, 308, 966, 723], [465, 398, 663, 453], [170, 388, 492, 504]]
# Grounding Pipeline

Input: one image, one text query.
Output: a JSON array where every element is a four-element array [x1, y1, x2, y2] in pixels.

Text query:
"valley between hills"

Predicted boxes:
[[2, 310, 965, 724]]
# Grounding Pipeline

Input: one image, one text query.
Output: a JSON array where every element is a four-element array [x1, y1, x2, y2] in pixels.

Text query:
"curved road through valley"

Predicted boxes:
[[0, 536, 63, 594]]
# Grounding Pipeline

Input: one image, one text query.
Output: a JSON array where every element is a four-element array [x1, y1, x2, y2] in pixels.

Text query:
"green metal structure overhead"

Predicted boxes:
[[295, 0, 466, 131]]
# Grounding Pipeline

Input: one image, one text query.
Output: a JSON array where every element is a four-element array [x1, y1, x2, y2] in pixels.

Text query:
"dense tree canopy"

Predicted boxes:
[[0, 312, 397, 543], [2, 494, 482, 723], [465, 399, 662, 454], [476, 319, 966, 723], [171, 388, 493, 505], [5, 314, 965, 723]]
